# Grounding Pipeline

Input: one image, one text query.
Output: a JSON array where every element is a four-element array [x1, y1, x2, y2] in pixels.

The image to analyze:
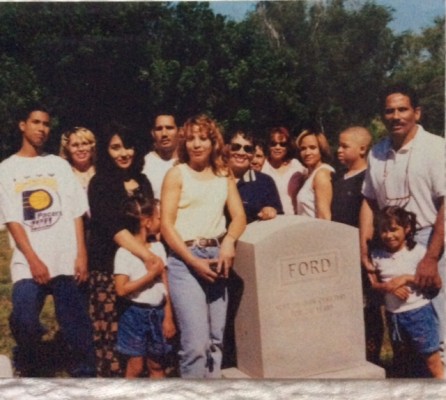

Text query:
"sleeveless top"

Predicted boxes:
[[261, 158, 305, 215], [175, 164, 228, 241], [296, 163, 335, 218]]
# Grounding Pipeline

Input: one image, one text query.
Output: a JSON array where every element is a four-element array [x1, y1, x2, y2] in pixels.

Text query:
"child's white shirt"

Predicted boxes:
[[371, 243, 430, 313], [114, 241, 167, 306]]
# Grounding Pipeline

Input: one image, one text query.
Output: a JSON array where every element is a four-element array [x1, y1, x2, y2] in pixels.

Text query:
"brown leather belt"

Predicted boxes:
[[184, 234, 225, 248]]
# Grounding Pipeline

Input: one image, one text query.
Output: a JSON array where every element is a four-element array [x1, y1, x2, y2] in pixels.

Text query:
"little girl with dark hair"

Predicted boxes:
[[114, 196, 176, 378], [370, 206, 443, 379]]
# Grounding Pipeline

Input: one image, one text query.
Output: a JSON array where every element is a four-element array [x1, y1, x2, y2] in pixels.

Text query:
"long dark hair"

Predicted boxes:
[[95, 121, 144, 178]]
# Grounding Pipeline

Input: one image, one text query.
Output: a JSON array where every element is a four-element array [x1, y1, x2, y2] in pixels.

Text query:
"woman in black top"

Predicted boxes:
[[88, 121, 161, 377]]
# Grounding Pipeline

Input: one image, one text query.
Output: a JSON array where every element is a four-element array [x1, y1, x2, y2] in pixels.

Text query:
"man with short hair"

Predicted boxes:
[[360, 84, 445, 372], [0, 104, 95, 377], [142, 114, 180, 199]]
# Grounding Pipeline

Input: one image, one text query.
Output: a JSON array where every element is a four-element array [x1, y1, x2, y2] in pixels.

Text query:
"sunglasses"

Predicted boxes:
[[270, 141, 287, 148], [230, 143, 254, 153]]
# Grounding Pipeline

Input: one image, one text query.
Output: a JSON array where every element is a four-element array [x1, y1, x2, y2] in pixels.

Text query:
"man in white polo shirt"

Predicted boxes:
[[142, 113, 180, 199], [360, 84, 445, 371]]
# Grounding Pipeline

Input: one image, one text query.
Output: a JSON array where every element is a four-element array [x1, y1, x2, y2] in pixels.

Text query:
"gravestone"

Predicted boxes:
[[224, 215, 384, 379], [0, 355, 13, 378]]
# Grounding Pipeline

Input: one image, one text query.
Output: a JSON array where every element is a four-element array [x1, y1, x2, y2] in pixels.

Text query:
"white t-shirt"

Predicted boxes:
[[114, 241, 167, 306], [142, 151, 177, 200], [261, 158, 306, 215], [0, 154, 88, 283], [371, 244, 430, 313], [362, 125, 445, 228], [296, 163, 335, 218]]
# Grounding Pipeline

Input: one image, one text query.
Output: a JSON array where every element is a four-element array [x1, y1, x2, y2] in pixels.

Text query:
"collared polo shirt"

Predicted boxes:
[[362, 125, 444, 228]]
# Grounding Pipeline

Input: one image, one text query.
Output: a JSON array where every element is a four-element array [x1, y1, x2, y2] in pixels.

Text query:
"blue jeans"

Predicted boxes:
[[415, 227, 445, 360], [168, 246, 227, 378], [10, 276, 96, 377]]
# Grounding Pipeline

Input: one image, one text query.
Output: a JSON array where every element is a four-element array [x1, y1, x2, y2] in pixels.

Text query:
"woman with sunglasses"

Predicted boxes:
[[261, 127, 306, 215], [161, 115, 246, 378], [228, 131, 283, 223], [88, 121, 164, 377], [295, 130, 335, 220], [222, 130, 283, 369]]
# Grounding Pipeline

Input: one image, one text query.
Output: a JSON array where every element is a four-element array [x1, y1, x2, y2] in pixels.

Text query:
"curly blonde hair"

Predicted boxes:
[[178, 115, 229, 176], [59, 127, 97, 165]]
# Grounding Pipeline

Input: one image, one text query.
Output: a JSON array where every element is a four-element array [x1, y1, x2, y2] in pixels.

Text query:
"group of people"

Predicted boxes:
[[0, 83, 443, 379]]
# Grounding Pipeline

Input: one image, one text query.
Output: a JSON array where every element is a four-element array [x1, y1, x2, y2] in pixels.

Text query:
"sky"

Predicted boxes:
[[208, 0, 445, 33]]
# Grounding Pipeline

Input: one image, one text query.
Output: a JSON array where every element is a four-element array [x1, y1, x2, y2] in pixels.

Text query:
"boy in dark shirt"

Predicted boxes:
[[332, 127, 382, 365], [332, 126, 371, 226]]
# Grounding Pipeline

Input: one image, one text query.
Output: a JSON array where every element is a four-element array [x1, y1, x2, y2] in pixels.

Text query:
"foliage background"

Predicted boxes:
[[0, 0, 444, 161]]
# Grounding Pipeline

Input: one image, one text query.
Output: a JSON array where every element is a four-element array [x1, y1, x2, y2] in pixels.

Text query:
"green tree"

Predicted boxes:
[[250, 0, 401, 140], [390, 17, 445, 135], [0, 55, 45, 159], [0, 0, 441, 156]]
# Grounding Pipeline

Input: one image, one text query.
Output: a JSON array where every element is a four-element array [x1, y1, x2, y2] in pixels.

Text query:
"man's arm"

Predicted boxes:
[[6, 221, 50, 284], [415, 199, 444, 289], [359, 197, 378, 273]]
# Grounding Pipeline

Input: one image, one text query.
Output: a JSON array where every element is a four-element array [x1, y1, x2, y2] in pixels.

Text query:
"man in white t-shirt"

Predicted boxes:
[[142, 114, 180, 199], [0, 104, 95, 377], [359, 84, 445, 365]]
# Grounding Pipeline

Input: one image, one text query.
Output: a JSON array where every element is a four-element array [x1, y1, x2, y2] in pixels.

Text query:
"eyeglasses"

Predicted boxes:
[[270, 141, 287, 148], [230, 143, 254, 153]]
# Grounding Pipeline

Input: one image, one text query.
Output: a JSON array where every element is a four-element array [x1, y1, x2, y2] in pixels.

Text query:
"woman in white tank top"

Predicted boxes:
[[161, 115, 246, 378], [261, 126, 306, 215], [295, 130, 335, 219]]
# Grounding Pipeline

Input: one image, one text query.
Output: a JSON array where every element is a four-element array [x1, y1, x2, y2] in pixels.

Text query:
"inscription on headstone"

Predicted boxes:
[[281, 251, 338, 284]]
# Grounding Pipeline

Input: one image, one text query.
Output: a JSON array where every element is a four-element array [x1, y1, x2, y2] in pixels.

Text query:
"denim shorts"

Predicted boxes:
[[387, 302, 440, 355], [116, 304, 171, 362]]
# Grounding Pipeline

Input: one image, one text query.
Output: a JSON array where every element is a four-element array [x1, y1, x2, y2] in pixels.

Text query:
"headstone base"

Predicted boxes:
[[222, 362, 385, 379], [0, 355, 13, 378]]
